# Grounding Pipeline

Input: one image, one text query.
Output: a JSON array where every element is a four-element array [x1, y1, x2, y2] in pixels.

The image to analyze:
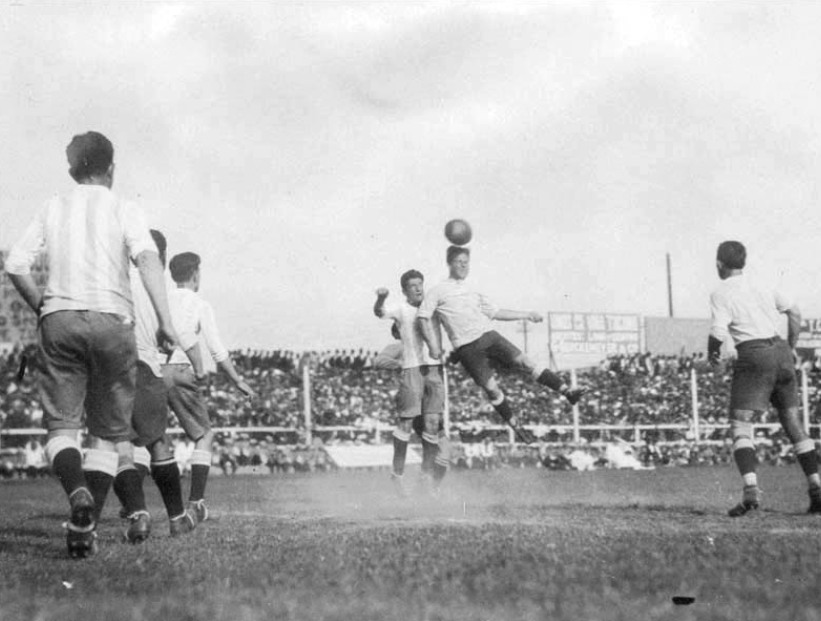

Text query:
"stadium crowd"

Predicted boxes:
[[2, 344, 821, 476]]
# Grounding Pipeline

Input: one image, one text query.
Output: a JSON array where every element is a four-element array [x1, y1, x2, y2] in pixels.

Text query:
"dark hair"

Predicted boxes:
[[169, 252, 201, 283], [716, 241, 746, 270], [150, 229, 167, 267], [446, 245, 470, 264], [66, 131, 114, 182], [400, 269, 423, 291]]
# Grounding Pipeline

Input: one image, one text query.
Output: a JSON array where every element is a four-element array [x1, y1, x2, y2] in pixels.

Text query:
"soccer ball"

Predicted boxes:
[[444, 219, 472, 246]]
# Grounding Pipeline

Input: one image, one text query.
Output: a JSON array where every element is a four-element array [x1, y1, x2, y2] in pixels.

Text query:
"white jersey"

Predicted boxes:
[[131, 270, 198, 377], [382, 300, 441, 369], [709, 273, 792, 346], [166, 287, 229, 365], [5, 185, 155, 320], [417, 278, 499, 350]]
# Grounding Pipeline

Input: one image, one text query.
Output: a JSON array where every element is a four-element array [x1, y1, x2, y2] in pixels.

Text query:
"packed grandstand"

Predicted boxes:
[[2, 344, 820, 475]]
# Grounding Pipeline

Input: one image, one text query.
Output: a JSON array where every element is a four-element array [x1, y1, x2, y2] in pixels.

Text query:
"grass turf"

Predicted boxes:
[[2, 464, 821, 621]]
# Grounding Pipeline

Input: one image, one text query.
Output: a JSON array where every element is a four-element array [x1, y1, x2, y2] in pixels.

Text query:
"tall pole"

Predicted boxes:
[[690, 367, 700, 445], [666, 252, 674, 318], [802, 367, 810, 433], [302, 359, 312, 445]]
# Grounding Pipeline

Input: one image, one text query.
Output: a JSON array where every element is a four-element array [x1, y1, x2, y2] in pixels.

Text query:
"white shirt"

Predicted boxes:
[[381, 300, 440, 369], [166, 287, 229, 365], [417, 278, 499, 350], [131, 270, 199, 377], [5, 185, 155, 320], [709, 273, 792, 345]]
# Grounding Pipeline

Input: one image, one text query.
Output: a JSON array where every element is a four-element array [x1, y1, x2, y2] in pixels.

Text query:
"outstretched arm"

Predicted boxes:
[[494, 309, 543, 323]]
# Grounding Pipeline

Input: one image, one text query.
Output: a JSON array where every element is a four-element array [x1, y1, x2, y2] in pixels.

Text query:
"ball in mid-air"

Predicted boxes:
[[444, 219, 472, 246]]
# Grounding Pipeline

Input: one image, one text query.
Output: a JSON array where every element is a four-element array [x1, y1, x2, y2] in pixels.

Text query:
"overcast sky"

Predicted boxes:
[[3, 1, 821, 358]]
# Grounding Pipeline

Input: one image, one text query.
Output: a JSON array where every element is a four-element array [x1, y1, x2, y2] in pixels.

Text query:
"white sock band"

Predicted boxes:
[[45, 436, 80, 466], [83, 449, 119, 477], [393, 429, 411, 443], [191, 450, 212, 467], [133, 446, 151, 469], [795, 439, 816, 454], [422, 432, 440, 445]]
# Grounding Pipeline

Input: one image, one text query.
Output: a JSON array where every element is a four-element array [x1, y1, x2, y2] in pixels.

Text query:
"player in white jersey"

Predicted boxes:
[[374, 270, 447, 495], [5, 131, 178, 558], [418, 246, 583, 444], [708, 241, 821, 516], [164, 252, 256, 522], [112, 230, 201, 541]]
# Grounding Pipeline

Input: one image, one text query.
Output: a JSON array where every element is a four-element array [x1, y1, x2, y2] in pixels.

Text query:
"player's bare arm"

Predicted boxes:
[[494, 309, 543, 323], [373, 288, 389, 318], [135, 250, 179, 349], [6, 273, 43, 316], [217, 358, 256, 397], [419, 317, 442, 359], [785, 305, 801, 348]]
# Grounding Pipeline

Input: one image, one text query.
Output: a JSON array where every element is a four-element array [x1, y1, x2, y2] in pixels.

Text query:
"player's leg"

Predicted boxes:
[[727, 409, 761, 516], [726, 342, 775, 516], [391, 367, 422, 496], [85, 313, 141, 528], [149, 435, 196, 535], [512, 353, 585, 404], [39, 312, 100, 557], [421, 365, 446, 487], [771, 350, 821, 513], [164, 364, 212, 522]]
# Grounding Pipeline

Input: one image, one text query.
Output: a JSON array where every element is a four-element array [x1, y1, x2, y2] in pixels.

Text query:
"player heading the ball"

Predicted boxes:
[[417, 245, 584, 443]]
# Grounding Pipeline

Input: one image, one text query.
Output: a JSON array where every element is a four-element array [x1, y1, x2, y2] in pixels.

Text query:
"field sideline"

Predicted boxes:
[[2, 465, 821, 621]]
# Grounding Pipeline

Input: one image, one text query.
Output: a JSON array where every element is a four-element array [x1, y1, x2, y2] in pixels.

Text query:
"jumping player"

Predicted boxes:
[[5, 131, 179, 557], [164, 252, 256, 522], [374, 270, 447, 494], [418, 246, 583, 442], [708, 240, 821, 516], [113, 230, 200, 541]]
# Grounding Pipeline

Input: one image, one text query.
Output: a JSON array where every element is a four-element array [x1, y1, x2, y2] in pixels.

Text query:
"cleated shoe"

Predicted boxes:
[[68, 487, 95, 529], [728, 485, 761, 517], [124, 510, 152, 544], [187, 499, 209, 524], [808, 487, 821, 514], [169, 511, 197, 537], [563, 387, 586, 406], [65, 522, 98, 559]]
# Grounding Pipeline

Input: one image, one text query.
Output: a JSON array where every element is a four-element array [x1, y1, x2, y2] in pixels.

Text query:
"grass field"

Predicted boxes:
[[2, 464, 821, 621]]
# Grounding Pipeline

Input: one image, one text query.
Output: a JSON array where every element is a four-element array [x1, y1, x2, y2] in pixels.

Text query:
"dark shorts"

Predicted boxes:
[[131, 361, 169, 447], [38, 310, 137, 442], [456, 330, 522, 387], [730, 337, 798, 411], [396, 365, 445, 419], [162, 364, 210, 441]]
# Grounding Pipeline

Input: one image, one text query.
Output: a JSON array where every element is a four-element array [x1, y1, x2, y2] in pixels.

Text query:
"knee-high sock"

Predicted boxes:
[[114, 465, 147, 516], [189, 450, 212, 502], [83, 449, 119, 520], [392, 429, 410, 476], [532, 366, 563, 392], [45, 436, 86, 497], [151, 458, 185, 518], [421, 432, 439, 473], [794, 439, 821, 487], [731, 420, 757, 486]]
